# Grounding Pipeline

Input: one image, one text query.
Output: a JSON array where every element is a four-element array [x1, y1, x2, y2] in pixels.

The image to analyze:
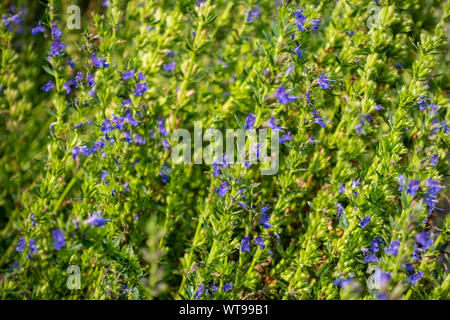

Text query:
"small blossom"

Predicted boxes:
[[216, 181, 230, 198], [274, 86, 298, 104], [360, 216, 371, 229], [16, 237, 26, 252], [194, 284, 205, 299], [311, 19, 321, 30], [86, 212, 110, 227], [294, 45, 303, 58], [52, 229, 66, 251], [241, 236, 250, 252], [134, 82, 148, 96], [222, 283, 233, 292], [244, 113, 256, 130], [253, 235, 265, 249], [246, 6, 261, 22], [279, 132, 292, 144], [163, 61, 176, 72], [32, 21, 45, 35], [406, 271, 424, 285], [385, 239, 400, 256], [265, 117, 283, 132], [406, 180, 419, 197], [316, 72, 330, 89], [122, 69, 135, 80]]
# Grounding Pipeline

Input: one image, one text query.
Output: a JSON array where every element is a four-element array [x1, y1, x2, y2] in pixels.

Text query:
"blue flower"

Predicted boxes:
[[364, 254, 379, 263], [274, 86, 298, 105], [162, 139, 170, 151], [336, 203, 345, 217], [135, 134, 146, 145], [265, 117, 283, 132], [370, 237, 383, 253], [123, 130, 133, 143], [316, 72, 330, 89], [28, 238, 37, 255], [415, 230, 434, 250], [211, 283, 219, 292], [254, 235, 265, 249], [385, 239, 400, 256], [222, 283, 233, 292], [311, 19, 321, 30], [16, 237, 26, 252], [294, 45, 303, 58], [430, 154, 438, 166], [91, 53, 109, 69], [122, 69, 135, 80], [246, 6, 261, 22], [137, 72, 146, 81], [406, 180, 419, 197], [50, 38, 66, 56], [86, 72, 95, 87], [406, 271, 424, 285], [293, 9, 307, 31], [86, 212, 110, 227], [360, 216, 371, 229], [259, 206, 272, 229], [51, 24, 62, 38], [158, 117, 168, 136], [194, 284, 205, 299], [397, 175, 406, 191], [424, 176, 443, 213], [163, 61, 176, 72], [41, 80, 55, 92], [216, 181, 230, 198], [373, 269, 391, 287], [311, 108, 326, 127], [279, 132, 292, 144], [244, 113, 256, 130], [32, 21, 45, 35], [333, 277, 354, 288], [338, 184, 346, 194], [134, 82, 148, 96], [241, 236, 250, 252], [52, 229, 66, 251]]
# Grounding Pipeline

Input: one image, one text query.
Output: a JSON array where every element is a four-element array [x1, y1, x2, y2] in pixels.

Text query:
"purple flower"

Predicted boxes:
[[86, 212, 110, 227], [16, 237, 26, 252], [352, 178, 361, 188], [430, 154, 438, 166], [122, 69, 135, 80], [254, 235, 265, 249], [294, 45, 303, 58], [385, 239, 400, 256], [244, 113, 256, 130], [66, 58, 75, 69], [194, 284, 205, 299], [28, 238, 37, 254], [374, 104, 384, 111], [158, 117, 168, 136], [41, 80, 55, 92], [316, 72, 330, 89], [211, 283, 219, 292], [241, 236, 250, 252], [280, 132, 292, 144], [50, 38, 66, 56], [333, 277, 354, 288], [397, 175, 406, 191], [51, 24, 62, 38], [135, 134, 146, 145], [311, 108, 326, 127], [123, 130, 133, 143], [373, 269, 391, 287], [311, 19, 321, 30], [222, 283, 233, 292], [424, 176, 443, 213], [216, 181, 230, 198], [52, 229, 66, 251], [338, 184, 346, 194], [32, 21, 45, 35], [274, 86, 298, 104], [163, 61, 176, 72], [91, 53, 109, 69], [259, 206, 272, 229], [336, 203, 345, 217], [162, 139, 170, 151], [364, 254, 379, 263], [134, 82, 148, 96], [265, 117, 283, 132], [86, 72, 95, 87], [406, 271, 424, 285], [415, 230, 434, 250], [407, 180, 419, 197], [246, 6, 261, 22], [294, 9, 307, 31], [370, 237, 383, 253], [360, 216, 371, 229], [286, 65, 294, 75], [137, 72, 146, 81]]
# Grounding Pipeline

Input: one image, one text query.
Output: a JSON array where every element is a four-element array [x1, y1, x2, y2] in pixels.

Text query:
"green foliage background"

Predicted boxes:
[[0, 0, 449, 299]]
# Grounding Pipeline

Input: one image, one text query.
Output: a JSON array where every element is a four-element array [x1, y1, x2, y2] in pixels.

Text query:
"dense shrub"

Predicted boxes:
[[0, 0, 449, 300]]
